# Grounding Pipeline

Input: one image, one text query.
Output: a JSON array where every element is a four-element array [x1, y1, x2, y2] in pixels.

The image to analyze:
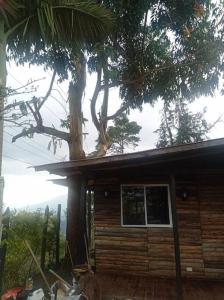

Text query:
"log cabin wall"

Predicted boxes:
[[199, 179, 224, 279], [93, 175, 224, 279]]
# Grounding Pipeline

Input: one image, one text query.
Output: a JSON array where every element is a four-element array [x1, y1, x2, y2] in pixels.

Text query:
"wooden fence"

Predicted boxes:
[[0, 204, 62, 294]]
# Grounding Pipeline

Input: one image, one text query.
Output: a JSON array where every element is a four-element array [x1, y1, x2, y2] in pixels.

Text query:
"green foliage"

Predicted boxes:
[[107, 113, 141, 154], [2, 1, 113, 80], [3, 209, 65, 290], [155, 99, 212, 148], [88, 1, 224, 107]]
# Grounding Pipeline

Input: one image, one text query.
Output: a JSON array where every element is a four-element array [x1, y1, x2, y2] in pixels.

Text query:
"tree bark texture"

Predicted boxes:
[[68, 53, 86, 160], [67, 176, 86, 265]]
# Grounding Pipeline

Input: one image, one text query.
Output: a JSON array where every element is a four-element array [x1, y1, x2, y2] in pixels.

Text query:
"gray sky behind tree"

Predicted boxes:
[[3, 63, 224, 209]]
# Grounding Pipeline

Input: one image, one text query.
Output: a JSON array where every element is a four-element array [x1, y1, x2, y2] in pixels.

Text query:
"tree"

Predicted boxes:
[[4, 0, 224, 263], [3, 209, 64, 290], [10, 1, 224, 158], [87, 0, 224, 156], [106, 113, 141, 154], [0, 0, 113, 263], [1, 0, 112, 159], [155, 99, 222, 148]]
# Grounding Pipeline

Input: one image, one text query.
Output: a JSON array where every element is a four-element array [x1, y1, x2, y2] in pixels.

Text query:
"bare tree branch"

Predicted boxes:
[[27, 102, 40, 124], [38, 70, 57, 110], [2, 101, 24, 113], [4, 119, 33, 127], [12, 125, 70, 143], [34, 100, 43, 126], [207, 114, 223, 131], [90, 68, 102, 131], [106, 104, 129, 121]]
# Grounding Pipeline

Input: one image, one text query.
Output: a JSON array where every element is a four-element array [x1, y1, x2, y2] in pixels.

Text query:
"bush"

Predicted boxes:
[[2, 209, 65, 290]]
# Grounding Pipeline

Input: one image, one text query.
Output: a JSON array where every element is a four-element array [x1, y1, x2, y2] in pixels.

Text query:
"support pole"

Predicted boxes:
[[56, 204, 61, 267], [0, 19, 7, 247], [170, 175, 183, 300], [67, 176, 86, 265]]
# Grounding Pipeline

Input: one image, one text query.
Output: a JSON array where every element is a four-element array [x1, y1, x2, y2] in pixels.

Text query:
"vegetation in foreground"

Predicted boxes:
[[2, 209, 65, 290]]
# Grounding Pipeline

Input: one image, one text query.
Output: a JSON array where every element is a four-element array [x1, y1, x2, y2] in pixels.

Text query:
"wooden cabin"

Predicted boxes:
[[35, 138, 224, 283]]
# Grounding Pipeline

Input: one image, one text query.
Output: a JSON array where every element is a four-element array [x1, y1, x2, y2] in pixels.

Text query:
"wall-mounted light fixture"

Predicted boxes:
[[182, 190, 189, 201]]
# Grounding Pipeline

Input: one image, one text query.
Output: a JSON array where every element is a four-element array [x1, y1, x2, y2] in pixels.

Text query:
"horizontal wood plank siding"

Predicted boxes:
[[93, 177, 224, 279], [148, 228, 175, 277], [200, 185, 224, 279], [177, 185, 205, 278], [94, 186, 149, 275]]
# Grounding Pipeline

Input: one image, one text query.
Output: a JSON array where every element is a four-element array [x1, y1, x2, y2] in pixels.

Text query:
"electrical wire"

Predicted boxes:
[[4, 138, 56, 163], [3, 154, 33, 166], [4, 129, 64, 161], [47, 70, 67, 98], [8, 71, 62, 122]]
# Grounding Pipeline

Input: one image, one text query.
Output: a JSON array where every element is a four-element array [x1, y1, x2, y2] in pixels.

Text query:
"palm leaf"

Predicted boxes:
[[6, 0, 113, 59], [0, 0, 24, 29]]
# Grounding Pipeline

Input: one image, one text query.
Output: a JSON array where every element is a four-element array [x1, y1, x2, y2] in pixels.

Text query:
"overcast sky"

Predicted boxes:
[[3, 62, 224, 209]]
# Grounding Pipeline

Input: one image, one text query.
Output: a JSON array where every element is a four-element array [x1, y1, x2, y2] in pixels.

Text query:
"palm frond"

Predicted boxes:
[[6, 1, 113, 58], [0, 0, 24, 29]]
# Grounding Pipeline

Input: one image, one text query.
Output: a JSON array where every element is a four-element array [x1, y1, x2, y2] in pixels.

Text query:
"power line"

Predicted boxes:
[[47, 70, 67, 98], [4, 138, 56, 163], [6, 72, 69, 160], [4, 131, 57, 162], [8, 71, 62, 122], [44, 104, 62, 121], [4, 129, 64, 161], [3, 154, 33, 166]]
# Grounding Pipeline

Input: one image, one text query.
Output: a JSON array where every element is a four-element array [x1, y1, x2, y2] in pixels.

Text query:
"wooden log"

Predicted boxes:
[[56, 203, 61, 267]]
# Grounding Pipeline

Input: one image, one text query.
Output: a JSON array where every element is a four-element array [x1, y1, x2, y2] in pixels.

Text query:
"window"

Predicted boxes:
[[121, 185, 172, 227]]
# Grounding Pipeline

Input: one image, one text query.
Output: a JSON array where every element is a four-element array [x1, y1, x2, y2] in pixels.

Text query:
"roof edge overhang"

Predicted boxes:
[[34, 138, 224, 176]]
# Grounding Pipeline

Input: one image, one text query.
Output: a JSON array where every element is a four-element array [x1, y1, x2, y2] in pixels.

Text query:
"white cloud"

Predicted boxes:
[[3, 172, 67, 209], [2, 62, 224, 209]]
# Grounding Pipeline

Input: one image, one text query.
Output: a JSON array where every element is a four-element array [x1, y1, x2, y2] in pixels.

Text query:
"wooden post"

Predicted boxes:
[[170, 175, 183, 300], [56, 204, 61, 266], [0, 207, 10, 294], [86, 190, 92, 246], [66, 176, 86, 265], [41, 205, 49, 270]]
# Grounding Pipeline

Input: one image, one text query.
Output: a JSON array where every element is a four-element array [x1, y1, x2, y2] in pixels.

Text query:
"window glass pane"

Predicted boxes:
[[146, 186, 170, 225], [122, 186, 145, 225]]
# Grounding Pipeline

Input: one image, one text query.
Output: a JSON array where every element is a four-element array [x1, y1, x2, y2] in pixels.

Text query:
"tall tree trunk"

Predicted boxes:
[[68, 53, 86, 160], [67, 176, 86, 265], [0, 20, 6, 244], [66, 52, 86, 264], [95, 65, 112, 157], [164, 103, 174, 146]]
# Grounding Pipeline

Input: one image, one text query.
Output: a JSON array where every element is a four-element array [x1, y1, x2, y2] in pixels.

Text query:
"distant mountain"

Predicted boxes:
[[22, 195, 67, 213], [21, 195, 67, 234]]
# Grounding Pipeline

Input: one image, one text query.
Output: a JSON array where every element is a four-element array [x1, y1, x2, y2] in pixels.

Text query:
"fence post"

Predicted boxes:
[[41, 205, 49, 270], [56, 204, 61, 267], [0, 207, 10, 294]]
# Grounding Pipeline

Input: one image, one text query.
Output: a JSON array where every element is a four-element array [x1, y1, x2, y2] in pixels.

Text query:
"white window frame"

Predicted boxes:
[[121, 184, 173, 228]]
